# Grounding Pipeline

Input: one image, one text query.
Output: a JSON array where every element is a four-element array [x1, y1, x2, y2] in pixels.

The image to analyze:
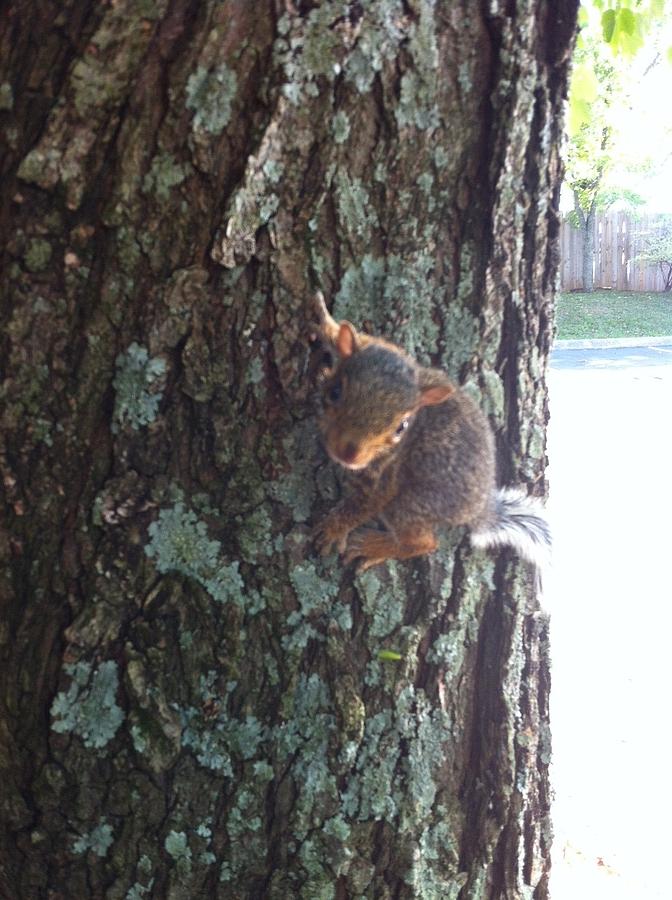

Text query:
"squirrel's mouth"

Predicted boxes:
[[326, 446, 370, 471]]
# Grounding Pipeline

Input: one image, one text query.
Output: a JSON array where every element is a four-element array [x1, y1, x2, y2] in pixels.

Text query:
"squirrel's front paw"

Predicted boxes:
[[313, 514, 351, 556], [344, 528, 396, 572]]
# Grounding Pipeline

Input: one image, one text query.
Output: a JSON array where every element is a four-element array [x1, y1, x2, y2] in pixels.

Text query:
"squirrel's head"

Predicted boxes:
[[319, 322, 454, 470]]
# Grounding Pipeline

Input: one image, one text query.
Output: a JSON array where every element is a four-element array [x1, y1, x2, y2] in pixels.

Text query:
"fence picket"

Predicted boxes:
[[560, 212, 670, 291]]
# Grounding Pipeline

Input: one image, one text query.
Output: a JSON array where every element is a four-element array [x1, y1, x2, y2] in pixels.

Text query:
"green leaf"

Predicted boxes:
[[618, 7, 636, 37], [602, 8, 617, 43], [568, 98, 591, 136], [377, 650, 403, 661], [572, 62, 599, 103], [667, 46, 672, 65], [616, 25, 644, 58]]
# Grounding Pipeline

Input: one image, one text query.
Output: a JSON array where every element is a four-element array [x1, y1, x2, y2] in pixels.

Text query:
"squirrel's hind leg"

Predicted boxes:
[[344, 526, 438, 572]]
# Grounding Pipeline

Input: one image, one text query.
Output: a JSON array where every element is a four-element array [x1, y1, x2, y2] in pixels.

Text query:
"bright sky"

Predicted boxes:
[[562, 15, 672, 213], [610, 37, 672, 211]]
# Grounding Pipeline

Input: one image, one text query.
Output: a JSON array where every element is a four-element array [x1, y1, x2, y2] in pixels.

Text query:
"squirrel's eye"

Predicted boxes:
[[393, 418, 410, 440], [327, 381, 342, 404]]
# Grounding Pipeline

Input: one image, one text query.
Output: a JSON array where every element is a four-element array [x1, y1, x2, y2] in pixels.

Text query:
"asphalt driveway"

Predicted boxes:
[[547, 340, 672, 898], [552, 341, 672, 371]]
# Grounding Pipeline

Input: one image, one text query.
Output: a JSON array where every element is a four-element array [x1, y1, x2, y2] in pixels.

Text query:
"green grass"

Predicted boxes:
[[556, 291, 672, 340]]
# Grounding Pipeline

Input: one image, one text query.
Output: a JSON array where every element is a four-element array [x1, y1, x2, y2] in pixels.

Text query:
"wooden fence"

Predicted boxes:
[[560, 212, 670, 292]]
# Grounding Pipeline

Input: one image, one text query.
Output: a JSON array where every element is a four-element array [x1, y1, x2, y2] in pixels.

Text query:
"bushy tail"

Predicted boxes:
[[470, 488, 551, 568]]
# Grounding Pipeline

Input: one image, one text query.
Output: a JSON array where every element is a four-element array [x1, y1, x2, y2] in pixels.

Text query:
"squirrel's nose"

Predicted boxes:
[[339, 442, 358, 464]]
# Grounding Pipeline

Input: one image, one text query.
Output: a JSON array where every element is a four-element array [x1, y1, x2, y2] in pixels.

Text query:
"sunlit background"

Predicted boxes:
[[548, 346, 672, 897]]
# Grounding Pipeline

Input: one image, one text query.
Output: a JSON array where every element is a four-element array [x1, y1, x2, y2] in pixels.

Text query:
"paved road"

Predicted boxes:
[[547, 344, 672, 898], [552, 342, 672, 371]]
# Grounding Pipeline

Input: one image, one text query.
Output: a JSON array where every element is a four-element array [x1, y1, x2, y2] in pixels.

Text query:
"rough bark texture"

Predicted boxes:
[[573, 189, 595, 292], [1, 1, 576, 898], [582, 206, 596, 293]]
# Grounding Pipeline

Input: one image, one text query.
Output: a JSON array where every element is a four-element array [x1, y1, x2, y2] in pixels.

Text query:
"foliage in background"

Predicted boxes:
[[565, 187, 644, 230], [598, 0, 665, 55], [565, 29, 624, 290], [570, 0, 671, 133], [566, 11, 637, 210], [636, 217, 672, 289], [565, 1, 670, 289]]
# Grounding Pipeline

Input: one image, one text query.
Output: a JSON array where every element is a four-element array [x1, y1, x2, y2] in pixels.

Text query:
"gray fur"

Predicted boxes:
[[470, 488, 551, 567]]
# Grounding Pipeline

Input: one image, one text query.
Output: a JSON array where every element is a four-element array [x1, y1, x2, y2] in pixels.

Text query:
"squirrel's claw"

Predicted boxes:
[[344, 528, 391, 571], [313, 514, 350, 557]]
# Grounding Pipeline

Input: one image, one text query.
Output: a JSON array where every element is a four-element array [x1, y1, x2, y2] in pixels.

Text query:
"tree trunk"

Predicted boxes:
[[582, 205, 596, 292], [573, 188, 595, 292], [1, 2, 576, 898]]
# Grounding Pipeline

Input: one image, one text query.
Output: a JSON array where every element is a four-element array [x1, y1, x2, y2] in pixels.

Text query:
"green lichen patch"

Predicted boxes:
[[270, 422, 318, 524], [16, 148, 48, 185], [217, 763, 274, 884], [429, 556, 494, 691], [440, 301, 480, 377], [210, 159, 279, 267], [180, 672, 265, 774], [219, 786, 268, 884], [126, 855, 155, 899], [395, 0, 440, 132], [236, 505, 273, 563], [341, 686, 452, 833], [24, 238, 52, 273], [356, 567, 405, 638], [142, 152, 192, 201], [479, 367, 505, 420], [51, 660, 124, 749], [335, 173, 378, 239], [185, 64, 237, 135], [0, 81, 13, 110], [164, 830, 192, 877], [112, 342, 166, 432], [397, 70, 440, 131], [343, 4, 409, 93], [405, 818, 465, 899], [276, 674, 339, 838], [334, 253, 439, 361], [126, 879, 154, 900], [332, 110, 351, 144], [282, 561, 340, 652], [274, 6, 344, 104], [434, 145, 449, 169], [145, 501, 251, 608], [262, 158, 283, 184], [72, 818, 115, 857], [397, 687, 452, 831], [341, 708, 398, 821]]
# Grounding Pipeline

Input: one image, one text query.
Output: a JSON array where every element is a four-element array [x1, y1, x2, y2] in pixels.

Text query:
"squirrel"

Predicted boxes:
[[308, 292, 550, 573]]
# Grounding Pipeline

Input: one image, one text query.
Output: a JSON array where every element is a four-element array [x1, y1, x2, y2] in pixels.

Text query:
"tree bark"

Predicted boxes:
[[574, 193, 596, 293], [1, 2, 576, 898], [582, 205, 596, 292]]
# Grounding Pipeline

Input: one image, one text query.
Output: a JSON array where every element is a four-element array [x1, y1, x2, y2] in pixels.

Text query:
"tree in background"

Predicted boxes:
[[0, 2, 577, 897], [637, 217, 672, 289], [564, 0, 670, 291], [565, 29, 624, 291]]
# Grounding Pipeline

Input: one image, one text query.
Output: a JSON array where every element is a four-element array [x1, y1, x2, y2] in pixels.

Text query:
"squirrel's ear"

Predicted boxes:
[[417, 368, 455, 407], [336, 322, 359, 358]]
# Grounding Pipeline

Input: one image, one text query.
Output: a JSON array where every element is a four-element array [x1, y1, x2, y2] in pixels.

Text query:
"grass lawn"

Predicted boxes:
[[556, 291, 672, 340]]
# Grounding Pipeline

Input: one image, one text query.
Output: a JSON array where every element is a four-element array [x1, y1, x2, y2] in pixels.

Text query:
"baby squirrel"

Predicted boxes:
[[309, 292, 550, 572]]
